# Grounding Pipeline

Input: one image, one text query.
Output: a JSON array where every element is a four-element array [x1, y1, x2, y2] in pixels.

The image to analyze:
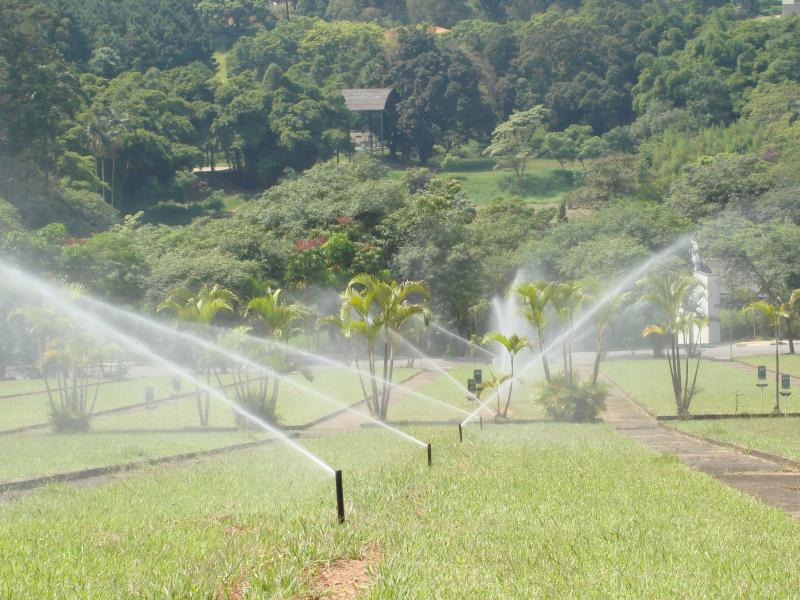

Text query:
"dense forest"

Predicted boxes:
[[1, 0, 799, 347]]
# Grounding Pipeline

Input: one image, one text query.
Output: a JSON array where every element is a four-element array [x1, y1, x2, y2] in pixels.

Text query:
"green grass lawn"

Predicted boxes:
[[602, 358, 773, 416], [0, 430, 262, 482], [739, 353, 800, 378], [3, 424, 800, 596], [388, 362, 545, 422], [0, 368, 418, 432], [673, 417, 800, 462], [389, 156, 579, 205]]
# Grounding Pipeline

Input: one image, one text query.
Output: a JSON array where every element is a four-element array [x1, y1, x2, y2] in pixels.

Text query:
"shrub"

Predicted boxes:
[[233, 390, 280, 430], [51, 409, 91, 433], [537, 374, 607, 422]]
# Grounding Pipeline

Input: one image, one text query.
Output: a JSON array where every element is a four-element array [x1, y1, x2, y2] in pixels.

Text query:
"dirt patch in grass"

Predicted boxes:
[[309, 545, 381, 599]]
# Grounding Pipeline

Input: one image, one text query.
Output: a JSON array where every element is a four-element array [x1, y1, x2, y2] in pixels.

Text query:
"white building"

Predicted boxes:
[[785, 0, 800, 15]]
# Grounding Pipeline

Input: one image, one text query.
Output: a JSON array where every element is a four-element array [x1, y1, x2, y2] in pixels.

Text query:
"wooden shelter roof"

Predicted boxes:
[[341, 88, 395, 111]]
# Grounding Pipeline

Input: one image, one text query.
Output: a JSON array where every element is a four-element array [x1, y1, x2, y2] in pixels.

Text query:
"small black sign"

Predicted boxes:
[[467, 379, 477, 394], [473, 369, 483, 384], [758, 366, 767, 381], [782, 374, 791, 390]]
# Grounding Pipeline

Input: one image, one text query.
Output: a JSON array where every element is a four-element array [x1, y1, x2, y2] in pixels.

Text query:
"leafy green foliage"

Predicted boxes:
[[537, 374, 607, 422]]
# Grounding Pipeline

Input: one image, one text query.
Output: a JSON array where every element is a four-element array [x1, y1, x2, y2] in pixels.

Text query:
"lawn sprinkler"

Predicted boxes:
[[335, 470, 345, 524], [479, 416, 483, 430], [781, 374, 791, 416], [458, 423, 463, 442], [757, 366, 768, 413], [427, 443, 432, 467]]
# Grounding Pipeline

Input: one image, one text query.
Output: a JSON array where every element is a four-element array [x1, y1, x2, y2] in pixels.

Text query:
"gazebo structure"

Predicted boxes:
[[341, 88, 398, 154]]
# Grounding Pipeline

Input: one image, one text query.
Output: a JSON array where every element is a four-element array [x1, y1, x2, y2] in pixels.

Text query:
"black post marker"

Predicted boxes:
[[427, 443, 432, 467], [335, 470, 345, 524], [458, 423, 463, 442]]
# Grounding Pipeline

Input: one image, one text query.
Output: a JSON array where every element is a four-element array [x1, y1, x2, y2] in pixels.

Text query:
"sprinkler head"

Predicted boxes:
[[479, 416, 483, 430], [335, 470, 345, 524], [458, 423, 463, 443], [427, 443, 432, 467]]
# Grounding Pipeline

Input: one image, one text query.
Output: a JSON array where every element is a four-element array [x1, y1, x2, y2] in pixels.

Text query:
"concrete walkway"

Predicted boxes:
[[601, 377, 800, 518]]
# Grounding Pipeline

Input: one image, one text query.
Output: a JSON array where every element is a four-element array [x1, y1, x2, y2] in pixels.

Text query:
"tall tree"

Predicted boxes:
[[641, 272, 706, 419]]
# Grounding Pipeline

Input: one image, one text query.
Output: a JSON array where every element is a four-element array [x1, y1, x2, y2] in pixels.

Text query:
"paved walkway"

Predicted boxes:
[[601, 376, 800, 518]]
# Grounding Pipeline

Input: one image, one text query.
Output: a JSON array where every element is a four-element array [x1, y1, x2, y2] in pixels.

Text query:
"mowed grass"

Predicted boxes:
[[739, 353, 800, 378], [0, 368, 418, 432], [389, 157, 579, 205], [387, 362, 546, 422], [3, 425, 800, 596], [602, 358, 771, 416], [0, 430, 262, 482], [673, 417, 800, 462], [0, 368, 418, 481]]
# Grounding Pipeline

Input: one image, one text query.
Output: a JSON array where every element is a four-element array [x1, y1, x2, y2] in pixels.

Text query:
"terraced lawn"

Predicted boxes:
[[602, 358, 772, 416], [3, 424, 800, 597]]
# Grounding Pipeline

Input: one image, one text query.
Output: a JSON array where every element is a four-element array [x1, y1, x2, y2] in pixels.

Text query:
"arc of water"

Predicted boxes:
[[232, 330, 474, 419], [74, 291, 427, 448], [391, 332, 497, 416], [430, 323, 495, 359], [0, 263, 336, 476], [461, 236, 690, 425]]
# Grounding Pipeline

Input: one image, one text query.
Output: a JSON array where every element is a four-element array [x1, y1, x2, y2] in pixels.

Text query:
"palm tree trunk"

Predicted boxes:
[[538, 329, 551, 383], [503, 360, 514, 418], [775, 328, 781, 413], [367, 343, 379, 417], [382, 337, 396, 420], [592, 328, 604, 386]]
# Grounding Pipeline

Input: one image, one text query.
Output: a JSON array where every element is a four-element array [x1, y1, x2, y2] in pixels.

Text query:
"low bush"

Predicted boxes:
[[51, 409, 91, 433], [537, 374, 607, 422]]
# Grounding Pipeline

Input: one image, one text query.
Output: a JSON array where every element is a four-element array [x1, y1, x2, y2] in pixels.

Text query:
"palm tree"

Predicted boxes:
[[641, 272, 705, 419], [221, 324, 311, 426], [582, 281, 633, 386], [329, 275, 430, 421], [157, 284, 238, 426], [549, 280, 584, 384], [744, 299, 790, 413], [245, 288, 309, 412], [514, 281, 553, 382], [482, 331, 529, 417]]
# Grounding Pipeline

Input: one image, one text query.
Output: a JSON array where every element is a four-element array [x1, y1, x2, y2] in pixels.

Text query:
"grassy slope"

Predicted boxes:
[[674, 417, 800, 462], [602, 358, 771, 416], [2, 425, 800, 596], [389, 157, 579, 205]]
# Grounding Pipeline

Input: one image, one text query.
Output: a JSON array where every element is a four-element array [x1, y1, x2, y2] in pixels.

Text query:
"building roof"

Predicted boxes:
[[341, 88, 395, 111]]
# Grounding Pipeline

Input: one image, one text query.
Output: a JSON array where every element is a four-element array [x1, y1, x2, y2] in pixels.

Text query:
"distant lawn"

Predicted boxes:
[[213, 50, 228, 82], [673, 417, 800, 462], [388, 362, 546, 422], [739, 354, 800, 378], [389, 156, 579, 205], [602, 358, 776, 416], [0, 368, 418, 432]]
